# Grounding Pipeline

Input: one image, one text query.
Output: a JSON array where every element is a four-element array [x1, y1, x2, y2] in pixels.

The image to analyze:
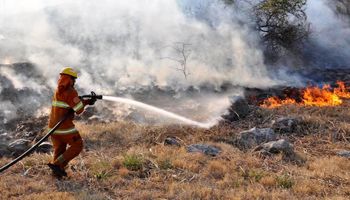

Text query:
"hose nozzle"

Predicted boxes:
[[80, 91, 103, 100]]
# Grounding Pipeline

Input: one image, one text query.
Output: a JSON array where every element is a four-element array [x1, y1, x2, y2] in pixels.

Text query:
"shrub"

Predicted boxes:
[[276, 174, 294, 189], [95, 171, 110, 180], [240, 168, 265, 182], [158, 159, 173, 170], [123, 154, 143, 171]]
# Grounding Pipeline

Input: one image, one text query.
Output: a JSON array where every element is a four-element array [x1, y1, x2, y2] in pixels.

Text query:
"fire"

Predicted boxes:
[[302, 85, 342, 107], [261, 81, 350, 108], [261, 97, 296, 108], [334, 81, 350, 98]]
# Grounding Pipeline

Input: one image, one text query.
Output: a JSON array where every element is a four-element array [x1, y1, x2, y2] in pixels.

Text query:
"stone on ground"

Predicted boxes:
[[8, 139, 31, 156], [236, 127, 276, 150], [272, 117, 300, 133], [187, 144, 221, 156], [337, 150, 350, 158]]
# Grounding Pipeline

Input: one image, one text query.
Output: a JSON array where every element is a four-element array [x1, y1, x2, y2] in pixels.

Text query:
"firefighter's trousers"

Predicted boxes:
[[51, 132, 83, 169]]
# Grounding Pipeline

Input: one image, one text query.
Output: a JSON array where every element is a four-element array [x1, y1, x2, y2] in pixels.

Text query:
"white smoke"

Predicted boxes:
[[0, 101, 17, 123], [0, 67, 46, 93], [0, 0, 280, 93], [306, 0, 350, 67], [2, 0, 347, 125]]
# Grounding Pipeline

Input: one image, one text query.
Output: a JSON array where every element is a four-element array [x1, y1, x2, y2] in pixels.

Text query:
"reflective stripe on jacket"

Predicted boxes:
[[48, 127, 78, 135]]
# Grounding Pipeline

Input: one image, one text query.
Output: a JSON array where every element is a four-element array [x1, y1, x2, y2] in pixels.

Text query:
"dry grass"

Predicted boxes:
[[0, 100, 349, 199]]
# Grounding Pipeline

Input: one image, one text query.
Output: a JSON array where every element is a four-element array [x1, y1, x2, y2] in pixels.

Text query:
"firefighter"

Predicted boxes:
[[47, 67, 96, 177]]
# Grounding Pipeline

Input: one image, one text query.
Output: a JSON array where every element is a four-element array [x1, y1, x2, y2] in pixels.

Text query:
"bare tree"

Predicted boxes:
[[161, 42, 192, 79]]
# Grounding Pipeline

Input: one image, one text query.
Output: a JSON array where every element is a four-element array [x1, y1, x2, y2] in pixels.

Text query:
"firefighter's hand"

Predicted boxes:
[[89, 98, 97, 105]]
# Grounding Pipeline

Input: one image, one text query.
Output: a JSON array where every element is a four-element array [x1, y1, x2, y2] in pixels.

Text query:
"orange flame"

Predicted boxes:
[[334, 81, 350, 98], [261, 97, 296, 108], [302, 85, 342, 107], [261, 81, 350, 108]]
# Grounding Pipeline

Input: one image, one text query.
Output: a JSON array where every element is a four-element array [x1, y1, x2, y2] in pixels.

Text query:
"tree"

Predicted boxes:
[[161, 42, 191, 80], [223, 0, 235, 5], [254, 0, 310, 62], [222, 0, 310, 63], [333, 0, 350, 18]]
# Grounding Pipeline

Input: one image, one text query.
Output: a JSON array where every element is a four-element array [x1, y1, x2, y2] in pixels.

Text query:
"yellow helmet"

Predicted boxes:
[[60, 67, 78, 78]]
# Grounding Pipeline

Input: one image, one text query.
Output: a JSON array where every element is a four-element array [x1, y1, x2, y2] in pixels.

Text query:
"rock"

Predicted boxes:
[[272, 117, 299, 133], [8, 139, 31, 156], [164, 136, 181, 146], [36, 142, 53, 153], [257, 139, 294, 155], [254, 139, 303, 163], [14, 116, 48, 140], [337, 150, 350, 158], [187, 144, 221, 156], [222, 97, 250, 122], [236, 127, 277, 150]]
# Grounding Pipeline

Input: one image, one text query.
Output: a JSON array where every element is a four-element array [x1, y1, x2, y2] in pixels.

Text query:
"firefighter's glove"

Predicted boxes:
[[89, 98, 97, 105]]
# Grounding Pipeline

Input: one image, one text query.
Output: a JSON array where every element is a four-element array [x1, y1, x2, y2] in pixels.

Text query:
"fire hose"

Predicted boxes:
[[0, 92, 102, 173]]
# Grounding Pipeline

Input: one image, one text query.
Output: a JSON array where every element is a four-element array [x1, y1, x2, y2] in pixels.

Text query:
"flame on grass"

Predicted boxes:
[[261, 81, 350, 108]]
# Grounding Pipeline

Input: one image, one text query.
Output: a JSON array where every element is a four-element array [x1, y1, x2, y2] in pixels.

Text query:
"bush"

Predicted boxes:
[[158, 159, 173, 170], [276, 174, 294, 189], [123, 154, 144, 171], [240, 168, 265, 182], [95, 171, 110, 180]]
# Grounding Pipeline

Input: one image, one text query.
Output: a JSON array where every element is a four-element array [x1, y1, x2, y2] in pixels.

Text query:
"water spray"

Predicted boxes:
[[80, 91, 218, 129], [102, 96, 217, 129]]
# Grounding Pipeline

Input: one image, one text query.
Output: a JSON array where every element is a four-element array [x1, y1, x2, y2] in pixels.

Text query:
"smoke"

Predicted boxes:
[[0, 0, 281, 92], [0, 101, 17, 123], [306, 0, 350, 67], [0, 0, 347, 125], [0, 67, 45, 92]]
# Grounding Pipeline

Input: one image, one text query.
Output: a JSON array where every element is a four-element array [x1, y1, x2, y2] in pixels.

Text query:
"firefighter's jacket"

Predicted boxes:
[[48, 75, 86, 134]]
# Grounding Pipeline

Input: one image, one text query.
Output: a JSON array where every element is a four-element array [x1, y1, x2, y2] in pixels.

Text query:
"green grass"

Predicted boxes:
[[276, 173, 294, 189], [158, 158, 173, 170], [123, 154, 144, 171]]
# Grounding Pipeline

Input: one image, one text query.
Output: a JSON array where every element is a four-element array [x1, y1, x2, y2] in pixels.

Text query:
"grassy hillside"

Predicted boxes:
[[0, 101, 349, 199]]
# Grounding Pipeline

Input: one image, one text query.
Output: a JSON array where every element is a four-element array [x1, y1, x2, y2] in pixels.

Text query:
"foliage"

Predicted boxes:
[[222, 0, 310, 63], [123, 154, 144, 171], [276, 173, 294, 189], [254, 0, 310, 61], [334, 0, 350, 18], [240, 168, 265, 182], [158, 158, 173, 170], [95, 171, 110, 180], [223, 0, 235, 5]]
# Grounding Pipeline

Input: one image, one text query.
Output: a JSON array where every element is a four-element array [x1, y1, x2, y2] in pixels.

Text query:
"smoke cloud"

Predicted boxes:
[[0, 0, 280, 92], [306, 0, 350, 67], [0, 0, 348, 125]]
